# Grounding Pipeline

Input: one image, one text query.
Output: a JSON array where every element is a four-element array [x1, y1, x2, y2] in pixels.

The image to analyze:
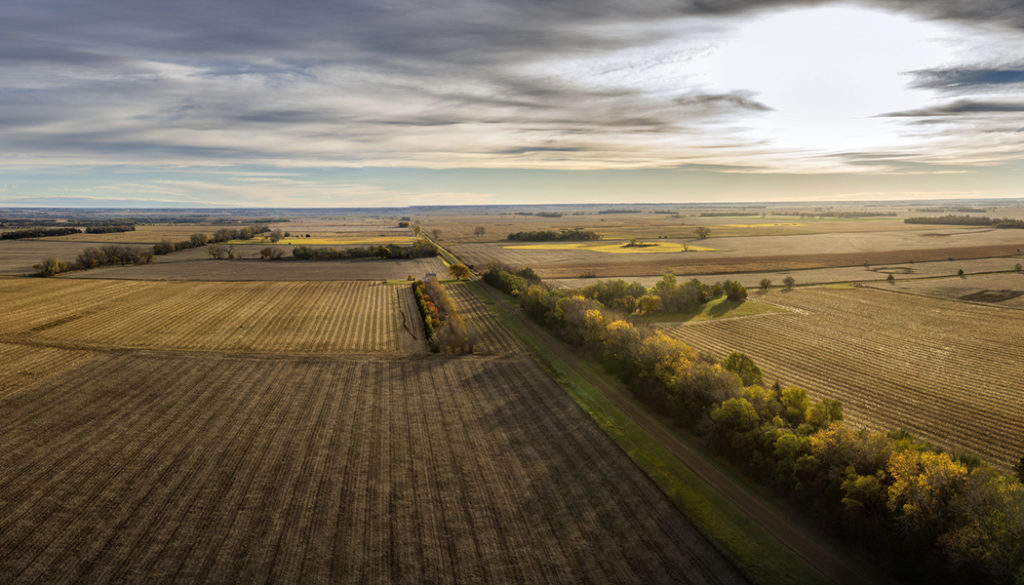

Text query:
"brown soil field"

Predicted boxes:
[[0, 342, 92, 399], [446, 283, 524, 355], [0, 351, 748, 585], [62, 255, 449, 281], [0, 279, 423, 354], [420, 212, 928, 243], [659, 286, 1024, 470], [863, 273, 1024, 309], [38, 224, 222, 244], [450, 227, 1024, 278], [550, 255, 1024, 290]]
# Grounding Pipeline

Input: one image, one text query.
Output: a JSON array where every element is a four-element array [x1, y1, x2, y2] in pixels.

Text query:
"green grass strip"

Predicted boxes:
[[467, 282, 829, 585]]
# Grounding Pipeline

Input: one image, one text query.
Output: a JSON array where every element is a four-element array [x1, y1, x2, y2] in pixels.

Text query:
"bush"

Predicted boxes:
[[722, 280, 747, 301]]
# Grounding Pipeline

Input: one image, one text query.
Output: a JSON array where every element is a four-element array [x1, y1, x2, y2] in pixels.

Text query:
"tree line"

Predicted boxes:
[[34, 245, 155, 276], [412, 277, 473, 353], [289, 240, 437, 261], [3, 227, 81, 239], [905, 215, 1024, 228], [483, 261, 1024, 584], [506, 229, 601, 241]]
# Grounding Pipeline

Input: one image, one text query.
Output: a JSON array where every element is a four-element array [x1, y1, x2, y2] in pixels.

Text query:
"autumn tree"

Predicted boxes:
[[695, 226, 711, 239], [474, 226, 485, 237], [448, 263, 471, 280]]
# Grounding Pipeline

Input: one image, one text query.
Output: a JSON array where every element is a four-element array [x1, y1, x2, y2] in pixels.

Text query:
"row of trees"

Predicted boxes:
[[483, 262, 1024, 583], [3, 227, 81, 239], [84, 224, 135, 234], [412, 277, 473, 353], [35, 245, 155, 276], [905, 215, 1024, 228], [506, 229, 600, 241], [290, 240, 437, 261]]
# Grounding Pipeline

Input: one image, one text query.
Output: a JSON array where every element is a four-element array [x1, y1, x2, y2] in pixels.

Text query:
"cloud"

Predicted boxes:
[[673, 92, 772, 112], [881, 100, 1024, 116], [906, 66, 1024, 90]]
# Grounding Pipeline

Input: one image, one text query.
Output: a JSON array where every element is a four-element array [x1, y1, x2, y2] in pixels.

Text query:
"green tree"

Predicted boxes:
[[636, 294, 662, 314], [723, 352, 763, 386], [721, 280, 747, 301], [783, 275, 796, 290], [759, 278, 771, 291]]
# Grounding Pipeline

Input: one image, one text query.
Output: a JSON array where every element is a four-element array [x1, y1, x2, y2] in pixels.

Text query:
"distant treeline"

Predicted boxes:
[[797, 211, 896, 218], [918, 207, 987, 213], [483, 262, 1024, 584], [84, 224, 135, 234], [3, 227, 81, 239], [597, 209, 642, 214], [906, 215, 1024, 228], [700, 211, 761, 217], [506, 230, 600, 241], [291, 240, 437, 261], [514, 211, 564, 218]]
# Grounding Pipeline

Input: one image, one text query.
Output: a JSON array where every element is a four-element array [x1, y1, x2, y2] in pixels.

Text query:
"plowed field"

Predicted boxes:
[[447, 283, 524, 355], [660, 286, 1024, 470], [0, 352, 748, 585]]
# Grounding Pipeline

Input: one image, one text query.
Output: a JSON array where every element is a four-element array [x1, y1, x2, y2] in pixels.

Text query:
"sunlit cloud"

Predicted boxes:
[[1, 0, 1023, 204]]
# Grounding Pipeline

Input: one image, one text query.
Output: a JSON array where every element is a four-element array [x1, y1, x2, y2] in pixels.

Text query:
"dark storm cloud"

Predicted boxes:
[[882, 100, 1024, 116]]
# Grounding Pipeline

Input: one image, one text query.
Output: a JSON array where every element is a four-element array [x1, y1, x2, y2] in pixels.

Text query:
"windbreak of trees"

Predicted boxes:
[[506, 230, 600, 241], [153, 233, 209, 255], [905, 215, 1024, 228], [483, 262, 1024, 584], [36, 244, 155, 276], [291, 239, 437, 260], [3, 227, 81, 239], [84, 224, 135, 234], [412, 277, 473, 353]]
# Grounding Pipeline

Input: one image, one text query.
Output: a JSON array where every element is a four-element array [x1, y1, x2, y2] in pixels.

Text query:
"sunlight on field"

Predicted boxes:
[[504, 241, 717, 253], [229, 236, 419, 246]]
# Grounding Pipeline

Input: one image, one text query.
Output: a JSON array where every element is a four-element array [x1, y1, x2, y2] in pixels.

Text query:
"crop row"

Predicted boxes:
[[661, 286, 1024, 469], [0, 343, 93, 399], [0, 352, 746, 584]]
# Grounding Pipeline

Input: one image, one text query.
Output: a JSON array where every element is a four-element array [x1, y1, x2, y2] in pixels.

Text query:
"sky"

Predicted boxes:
[[2, 0, 1024, 207]]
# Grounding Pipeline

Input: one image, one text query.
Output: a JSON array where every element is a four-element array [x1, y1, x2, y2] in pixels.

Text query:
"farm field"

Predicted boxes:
[[61, 255, 448, 281], [549, 255, 1024, 290], [0, 352, 747, 584], [0, 279, 423, 354], [659, 286, 1024, 470], [446, 283, 524, 355], [0, 240, 111, 275], [449, 227, 1024, 278], [863, 272, 1024, 309]]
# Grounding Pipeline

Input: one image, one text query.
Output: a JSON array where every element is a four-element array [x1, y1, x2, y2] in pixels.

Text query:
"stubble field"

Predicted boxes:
[[0, 275, 747, 584], [659, 286, 1024, 470]]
